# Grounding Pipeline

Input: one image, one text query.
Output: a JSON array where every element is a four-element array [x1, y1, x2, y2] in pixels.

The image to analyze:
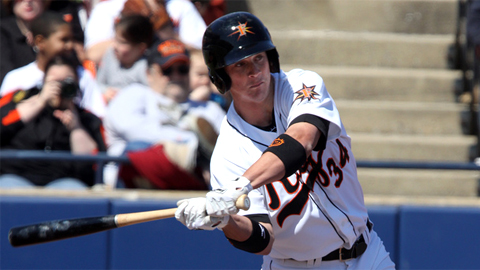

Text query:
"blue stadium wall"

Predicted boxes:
[[1, 194, 480, 269]]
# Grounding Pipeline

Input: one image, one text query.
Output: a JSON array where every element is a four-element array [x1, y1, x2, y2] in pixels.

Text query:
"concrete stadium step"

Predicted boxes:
[[247, 0, 457, 35], [271, 30, 454, 69], [358, 168, 479, 197], [336, 100, 467, 135], [350, 133, 476, 162], [242, 0, 477, 197], [282, 65, 461, 103]]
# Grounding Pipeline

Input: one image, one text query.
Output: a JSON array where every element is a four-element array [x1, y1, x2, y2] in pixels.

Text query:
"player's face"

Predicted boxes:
[[225, 52, 272, 104]]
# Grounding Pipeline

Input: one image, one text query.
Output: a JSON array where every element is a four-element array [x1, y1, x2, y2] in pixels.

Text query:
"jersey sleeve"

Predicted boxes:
[[281, 69, 343, 141], [0, 91, 26, 146], [209, 127, 269, 216]]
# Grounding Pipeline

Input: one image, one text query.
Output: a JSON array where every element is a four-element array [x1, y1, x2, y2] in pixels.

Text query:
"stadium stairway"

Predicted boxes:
[[237, 0, 480, 197]]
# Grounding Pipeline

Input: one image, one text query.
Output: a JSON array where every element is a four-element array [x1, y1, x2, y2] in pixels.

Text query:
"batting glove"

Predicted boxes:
[[175, 198, 229, 230], [206, 176, 253, 217]]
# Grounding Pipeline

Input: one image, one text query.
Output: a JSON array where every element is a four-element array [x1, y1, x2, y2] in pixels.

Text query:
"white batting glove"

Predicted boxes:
[[206, 176, 253, 217], [175, 198, 229, 230]]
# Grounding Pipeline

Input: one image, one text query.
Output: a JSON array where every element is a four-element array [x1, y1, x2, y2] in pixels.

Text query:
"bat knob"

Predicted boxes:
[[236, 194, 250, 210]]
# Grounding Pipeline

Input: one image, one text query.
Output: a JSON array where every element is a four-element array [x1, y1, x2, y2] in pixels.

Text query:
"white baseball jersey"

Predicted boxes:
[[210, 69, 369, 261]]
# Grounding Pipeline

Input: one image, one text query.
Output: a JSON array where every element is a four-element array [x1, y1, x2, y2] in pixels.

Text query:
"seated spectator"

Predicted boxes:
[[120, 0, 175, 42], [96, 14, 154, 104], [467, 0, 480, 157], [48, 0, 91, 76], [0, 0, 48, 85], [0, 11, 106, 118], [103, 39, 225, 189], [0, 55, 106, 189], [84, 0, 206, 65], [468, 1, 480, 83], [189, 49, 231, 111], [191, 0, 225, 25]]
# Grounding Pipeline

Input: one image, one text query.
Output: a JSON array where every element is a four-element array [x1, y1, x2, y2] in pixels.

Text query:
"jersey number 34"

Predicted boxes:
[[265, 139, 350, 227]]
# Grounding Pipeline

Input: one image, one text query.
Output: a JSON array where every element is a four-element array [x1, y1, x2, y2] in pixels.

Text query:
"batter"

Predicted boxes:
[[175, 11, 395, 270]]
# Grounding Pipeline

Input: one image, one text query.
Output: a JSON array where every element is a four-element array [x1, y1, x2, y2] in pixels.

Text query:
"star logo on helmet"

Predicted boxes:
[[228, 21, 255, 40], [294, 83, 319, 103]]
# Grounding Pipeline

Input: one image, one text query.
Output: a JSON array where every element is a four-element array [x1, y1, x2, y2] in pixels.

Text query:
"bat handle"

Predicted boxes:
[[236, 194, 250, 210]]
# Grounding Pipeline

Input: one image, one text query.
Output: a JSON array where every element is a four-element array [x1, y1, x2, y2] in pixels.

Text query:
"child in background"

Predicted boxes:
[[0, 11, 106, 118], [189, 49, 231, 111], [96, 14, 154, 104]]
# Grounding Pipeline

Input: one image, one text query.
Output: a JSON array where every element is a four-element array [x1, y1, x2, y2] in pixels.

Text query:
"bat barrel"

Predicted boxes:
[[9, 215, 117, 247]]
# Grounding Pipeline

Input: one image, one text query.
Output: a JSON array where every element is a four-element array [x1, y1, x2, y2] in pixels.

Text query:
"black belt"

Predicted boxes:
[[322, 219, 373, 261]]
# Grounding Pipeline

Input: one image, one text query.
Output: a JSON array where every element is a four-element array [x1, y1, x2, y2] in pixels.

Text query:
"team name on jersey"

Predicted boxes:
[[265, 138, 350, 227]]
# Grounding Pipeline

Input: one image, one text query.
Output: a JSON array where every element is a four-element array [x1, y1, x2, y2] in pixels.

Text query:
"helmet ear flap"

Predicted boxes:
[[267, 49, 280, 73], [208, 68, 231, 94]]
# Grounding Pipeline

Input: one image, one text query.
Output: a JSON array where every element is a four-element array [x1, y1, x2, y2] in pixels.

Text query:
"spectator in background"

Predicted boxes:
[[467, 1, 480, 84], [48, 0, 85, 42], [189, 49, 231, 111], [191, 0, 225, 25], [96, 14, 154, 104], [120, 0, 175, 41], [0, 55, 106, 189], [0, 0, 49, 85], [48, 0, 92, 75], [84, 0, 206, 65], [466, 0, 480, 158], [103, 39, 224, 190], [0, 11, 106, 118]]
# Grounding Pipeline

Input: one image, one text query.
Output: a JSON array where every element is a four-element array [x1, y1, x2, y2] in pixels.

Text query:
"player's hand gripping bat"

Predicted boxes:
[[8, 194, 250, 247]]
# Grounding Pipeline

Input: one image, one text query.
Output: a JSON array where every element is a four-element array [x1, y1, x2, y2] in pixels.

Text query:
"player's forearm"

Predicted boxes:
[[222, 215, 252, 241], [222, 215, 274, 255], [243, 152, 285, 189], [243, 122, 320, 189]]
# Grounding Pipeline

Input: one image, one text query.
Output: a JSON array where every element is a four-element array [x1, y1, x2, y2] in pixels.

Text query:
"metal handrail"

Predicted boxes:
[[1, 150, 480, 186], [356, 160, 480, 171], [0, 150, 130, 185]]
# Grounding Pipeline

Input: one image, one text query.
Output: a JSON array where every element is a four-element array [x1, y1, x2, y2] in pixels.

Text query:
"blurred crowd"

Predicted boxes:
[[0, 0, 231, 191]]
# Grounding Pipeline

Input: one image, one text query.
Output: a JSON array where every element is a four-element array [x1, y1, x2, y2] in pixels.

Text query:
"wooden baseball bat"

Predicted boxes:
[[9, 194, 250, 247]]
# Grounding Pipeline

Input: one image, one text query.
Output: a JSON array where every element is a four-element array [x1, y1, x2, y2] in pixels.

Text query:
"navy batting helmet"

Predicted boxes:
[[202, 11, 280, 94]]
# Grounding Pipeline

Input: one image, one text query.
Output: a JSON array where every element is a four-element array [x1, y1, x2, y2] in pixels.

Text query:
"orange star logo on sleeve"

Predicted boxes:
[[294, 83, 319, 103], [269, 138, 284, 147], [228, 21, 255, 40]]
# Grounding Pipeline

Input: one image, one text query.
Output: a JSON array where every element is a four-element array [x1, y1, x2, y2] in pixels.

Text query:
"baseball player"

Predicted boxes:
[[175, 12, 395, 269]]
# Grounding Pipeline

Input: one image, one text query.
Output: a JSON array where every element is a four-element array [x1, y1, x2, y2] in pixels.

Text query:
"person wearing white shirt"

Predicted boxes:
[[0, 11, 106, 118], [84, 0, 206, 64]]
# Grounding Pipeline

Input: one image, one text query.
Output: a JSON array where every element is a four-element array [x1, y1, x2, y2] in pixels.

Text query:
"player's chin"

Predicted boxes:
[[249, 81, 265, 90]]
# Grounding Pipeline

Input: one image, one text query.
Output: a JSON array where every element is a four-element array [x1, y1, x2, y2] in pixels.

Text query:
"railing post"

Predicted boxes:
[[95, 161, 105, 186]]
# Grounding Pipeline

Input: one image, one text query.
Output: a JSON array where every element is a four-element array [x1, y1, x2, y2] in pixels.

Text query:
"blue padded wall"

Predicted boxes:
[[397, 205, 480, 269], [367, 206, 398, 266], [3, 195, 480, 270], [0, 196, 110, 269], [109, 199, 263, 269]]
